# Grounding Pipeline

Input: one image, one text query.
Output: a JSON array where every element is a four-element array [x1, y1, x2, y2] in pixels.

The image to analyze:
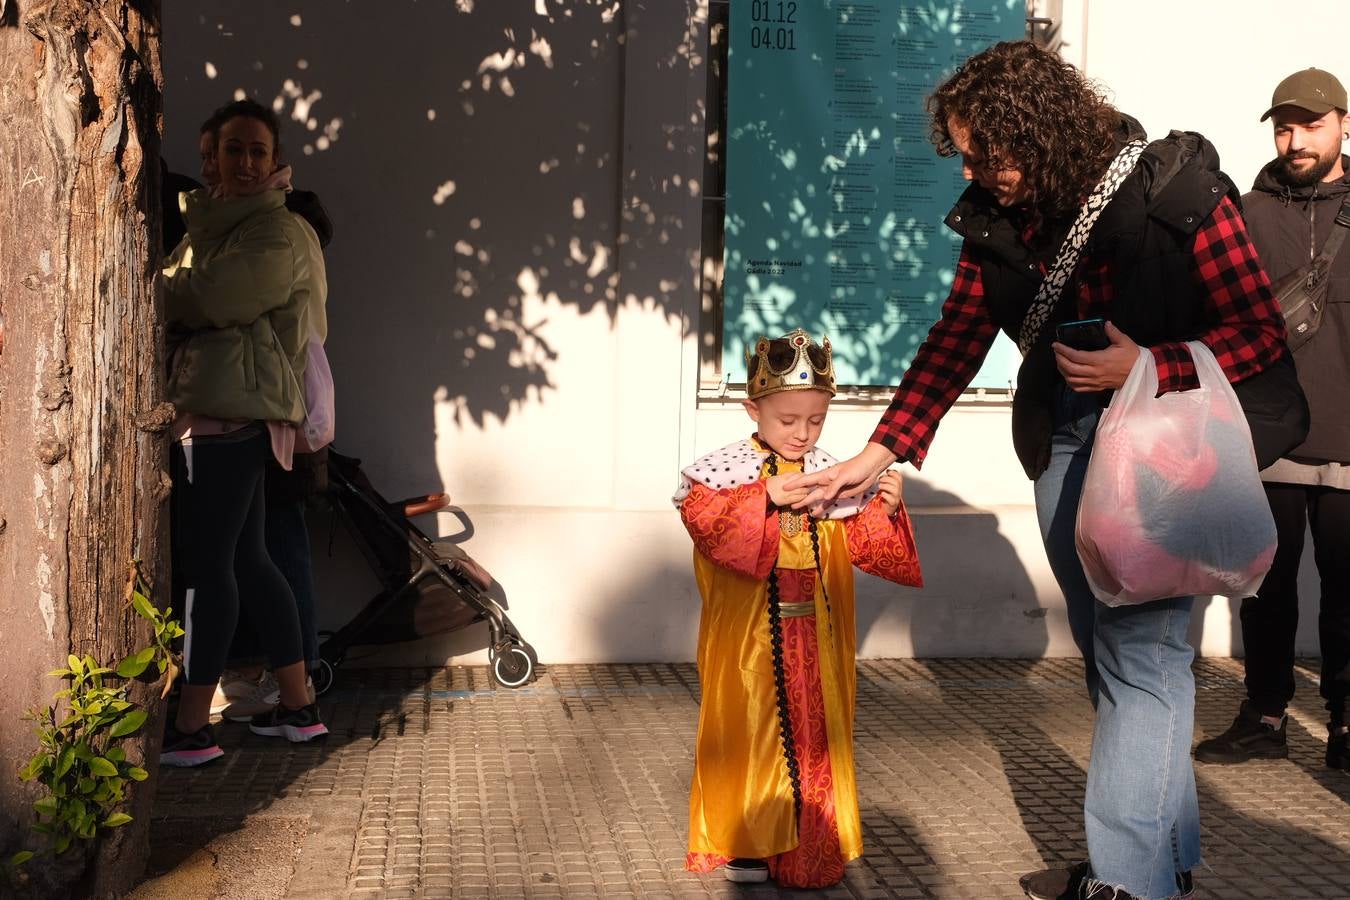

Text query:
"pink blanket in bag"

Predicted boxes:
[[1076, 372, 1277, 605]]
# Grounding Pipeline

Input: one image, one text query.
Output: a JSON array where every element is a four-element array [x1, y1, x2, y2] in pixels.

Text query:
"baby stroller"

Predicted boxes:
[[312, 449, 537, 693]]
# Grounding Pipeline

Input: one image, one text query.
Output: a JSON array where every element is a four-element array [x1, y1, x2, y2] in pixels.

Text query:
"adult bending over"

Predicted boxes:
[[794, 42, 1287, 900]]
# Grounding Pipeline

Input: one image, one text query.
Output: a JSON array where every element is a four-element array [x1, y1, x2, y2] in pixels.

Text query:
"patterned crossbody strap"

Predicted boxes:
[[1017, 139, 1150, 355]]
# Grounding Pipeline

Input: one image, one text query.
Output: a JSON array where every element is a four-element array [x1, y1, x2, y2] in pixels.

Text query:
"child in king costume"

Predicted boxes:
[[673, 329, 923, 888]]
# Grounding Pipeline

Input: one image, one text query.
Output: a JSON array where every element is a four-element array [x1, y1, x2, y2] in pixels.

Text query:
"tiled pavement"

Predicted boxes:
[[145, 659, 1350, 899]]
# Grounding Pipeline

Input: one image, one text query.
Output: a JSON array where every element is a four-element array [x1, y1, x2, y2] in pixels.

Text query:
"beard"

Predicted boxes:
[[1273, 148, 1340, 188]]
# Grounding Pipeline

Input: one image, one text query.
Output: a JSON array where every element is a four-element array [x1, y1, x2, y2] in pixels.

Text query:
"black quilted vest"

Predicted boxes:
[[944, 124, 1239, 478]]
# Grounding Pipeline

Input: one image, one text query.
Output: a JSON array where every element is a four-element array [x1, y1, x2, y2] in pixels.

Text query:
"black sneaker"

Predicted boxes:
[[1329, 726, 1348, 770], [248, 702, 329, 742], [1081, 884, 1139, 900], [723, 858, 769, 884], [1194, 702, 1287, 763], [1082, 873, 1194, 900], [1020, 861, 1089, 900], [1022, 864, 1192, 900], [160, 723, 225, 767]]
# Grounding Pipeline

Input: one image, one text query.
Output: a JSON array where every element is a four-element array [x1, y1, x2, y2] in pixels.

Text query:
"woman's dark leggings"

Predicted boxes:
[[172, 425, 304, 686], [1240, 482, 1350, 726]]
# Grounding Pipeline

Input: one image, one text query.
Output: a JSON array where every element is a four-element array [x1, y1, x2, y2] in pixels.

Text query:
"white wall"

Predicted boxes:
[[163, 1, 1322, 667], [1073, 0, 1350, 193]]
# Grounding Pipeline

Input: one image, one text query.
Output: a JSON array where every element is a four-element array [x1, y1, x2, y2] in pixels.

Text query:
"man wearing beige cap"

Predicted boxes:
[[1194, 67, 1350, 771]]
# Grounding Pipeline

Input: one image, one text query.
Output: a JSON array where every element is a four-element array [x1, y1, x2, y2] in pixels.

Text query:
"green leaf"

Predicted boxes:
[[125, 766, 149, 782], [116, 646, 156, 679], [47, 667, 72, 678], [72, 742, 94, 762], [67, 655, 84, 675], [105, 747, 126, 763], [33, 797, 58, 817], [102, 813, 133, 828], [54, 834, 71, 855], [54, 745, 75, 778], [19, 754, 47, 782], [88, 757, 118, 777], [77, 778, 96, 795], [108, 709, 148, 738], [9, 850, 34, 867], [131, 591, 156, 621]]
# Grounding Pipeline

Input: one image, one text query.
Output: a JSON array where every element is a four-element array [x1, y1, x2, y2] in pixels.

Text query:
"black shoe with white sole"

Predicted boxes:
[[723, 858, 769, 883]]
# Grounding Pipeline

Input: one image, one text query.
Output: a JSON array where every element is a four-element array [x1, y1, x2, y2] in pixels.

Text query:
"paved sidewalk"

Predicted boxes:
[[136, 659, 1349, 899]]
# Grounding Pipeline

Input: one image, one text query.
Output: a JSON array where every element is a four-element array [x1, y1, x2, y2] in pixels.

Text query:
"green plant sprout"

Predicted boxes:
[[6, 562, 182, 874]]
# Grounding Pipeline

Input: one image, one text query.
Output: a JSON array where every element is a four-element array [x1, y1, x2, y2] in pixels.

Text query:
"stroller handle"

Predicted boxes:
[[397, 492, 450, 517]]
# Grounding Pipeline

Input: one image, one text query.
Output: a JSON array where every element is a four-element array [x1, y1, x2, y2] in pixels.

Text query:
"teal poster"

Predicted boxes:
[[722, 1, 1026, 388]]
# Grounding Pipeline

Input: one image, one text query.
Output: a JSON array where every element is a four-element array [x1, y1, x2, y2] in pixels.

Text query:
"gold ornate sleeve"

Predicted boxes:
[[679, 481, 779, 580], [844, 498, 923, 588]]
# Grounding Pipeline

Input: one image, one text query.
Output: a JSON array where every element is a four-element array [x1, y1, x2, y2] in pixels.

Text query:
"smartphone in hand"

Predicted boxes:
[[1055, 317, 1110, 352]]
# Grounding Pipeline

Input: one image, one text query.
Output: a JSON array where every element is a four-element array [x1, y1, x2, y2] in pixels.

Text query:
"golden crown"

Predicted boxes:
[[745, 328, 836, 400]]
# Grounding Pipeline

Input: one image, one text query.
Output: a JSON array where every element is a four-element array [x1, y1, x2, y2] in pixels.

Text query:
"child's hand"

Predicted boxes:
[[877, 469, 903, 516], [766, 473, 809, 508]]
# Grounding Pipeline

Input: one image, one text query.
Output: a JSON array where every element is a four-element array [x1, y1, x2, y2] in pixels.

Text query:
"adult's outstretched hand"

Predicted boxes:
[[788, 442, 898, 514]]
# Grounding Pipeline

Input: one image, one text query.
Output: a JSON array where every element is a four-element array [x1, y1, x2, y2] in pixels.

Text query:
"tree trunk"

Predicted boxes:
[[0, 1, 166, 896]]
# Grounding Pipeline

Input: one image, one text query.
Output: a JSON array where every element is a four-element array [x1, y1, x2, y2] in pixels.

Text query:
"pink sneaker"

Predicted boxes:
[[160, 723, 225, 767], [248, 702, 328, 742]]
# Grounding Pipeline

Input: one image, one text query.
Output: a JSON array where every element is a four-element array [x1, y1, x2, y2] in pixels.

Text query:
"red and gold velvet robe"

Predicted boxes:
[[678, 444, 923, 887]]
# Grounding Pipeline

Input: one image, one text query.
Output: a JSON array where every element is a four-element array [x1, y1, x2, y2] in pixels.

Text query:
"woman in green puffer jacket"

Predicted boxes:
[[161, 99, 329, 766]]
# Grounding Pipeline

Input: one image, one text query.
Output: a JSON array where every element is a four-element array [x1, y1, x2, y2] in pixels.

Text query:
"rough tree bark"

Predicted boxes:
[[0, 1, 167, 896]]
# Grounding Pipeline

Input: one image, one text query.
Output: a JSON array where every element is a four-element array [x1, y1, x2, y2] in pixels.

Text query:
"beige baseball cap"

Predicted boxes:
[[1261, 68, 1348, 121]]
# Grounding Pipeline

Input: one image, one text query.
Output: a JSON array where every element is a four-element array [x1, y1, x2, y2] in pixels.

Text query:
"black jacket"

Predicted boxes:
[[287, 189, 334, 249], [161, 161, 203, 253], [1243, 159, 1350, 463], [948, 122, 1244, 478]]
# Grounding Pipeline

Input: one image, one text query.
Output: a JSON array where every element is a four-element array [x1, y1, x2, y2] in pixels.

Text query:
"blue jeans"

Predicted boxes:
[[1033, 385, 1202, 899]]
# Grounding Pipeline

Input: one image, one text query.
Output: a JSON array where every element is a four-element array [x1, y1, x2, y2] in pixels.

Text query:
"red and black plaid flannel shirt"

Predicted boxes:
[[870, 195, 1287, 468]]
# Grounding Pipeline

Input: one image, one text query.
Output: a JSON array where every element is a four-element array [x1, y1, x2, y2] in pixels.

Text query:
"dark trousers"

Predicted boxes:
[[172, 426, 304, 685], [229, 498, 319, 670], [227, 451, 325, 672], [1240, 482, 1350, 726]]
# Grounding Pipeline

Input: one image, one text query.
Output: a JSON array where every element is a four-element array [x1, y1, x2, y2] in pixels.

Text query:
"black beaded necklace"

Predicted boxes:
[[763, 451, 835, 819]]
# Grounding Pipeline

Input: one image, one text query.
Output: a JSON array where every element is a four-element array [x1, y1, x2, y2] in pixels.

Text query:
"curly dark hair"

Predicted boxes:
[[928, 41, 1120, 217]]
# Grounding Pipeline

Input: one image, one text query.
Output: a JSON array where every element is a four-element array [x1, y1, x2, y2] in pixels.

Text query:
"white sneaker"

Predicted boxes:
[[210, 669, 263, 720], [219, 671, 280, 723]]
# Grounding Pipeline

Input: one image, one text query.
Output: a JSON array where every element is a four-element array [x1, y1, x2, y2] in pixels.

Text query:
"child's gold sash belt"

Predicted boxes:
[[778, 601, 815, 618]]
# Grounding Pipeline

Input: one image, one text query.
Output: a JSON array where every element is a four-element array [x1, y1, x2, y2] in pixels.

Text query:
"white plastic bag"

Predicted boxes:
[[295, 333, 335, 453], [1075, 342, 1276, 606]]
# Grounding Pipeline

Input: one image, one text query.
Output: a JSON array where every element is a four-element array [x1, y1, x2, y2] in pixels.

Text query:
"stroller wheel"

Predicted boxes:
[[312, 658, 336, 697], [490, 642, 535, 689]]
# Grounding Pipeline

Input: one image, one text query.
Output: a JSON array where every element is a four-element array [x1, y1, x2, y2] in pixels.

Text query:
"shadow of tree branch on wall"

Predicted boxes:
[[162, 0, 706, 502]]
